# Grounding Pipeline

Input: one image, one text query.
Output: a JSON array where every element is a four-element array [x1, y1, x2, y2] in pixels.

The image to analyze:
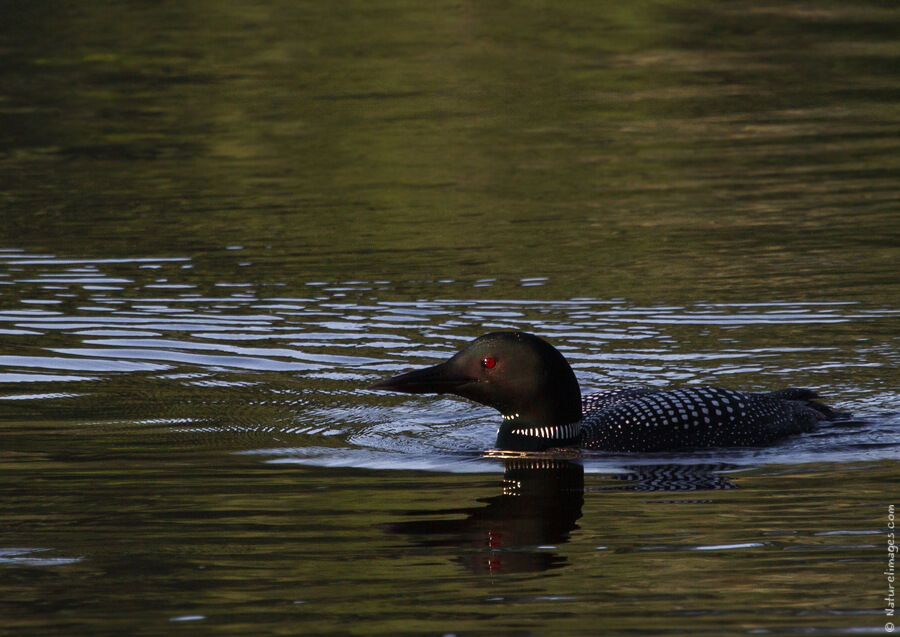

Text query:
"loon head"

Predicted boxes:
[[368, 332, 582, 451]]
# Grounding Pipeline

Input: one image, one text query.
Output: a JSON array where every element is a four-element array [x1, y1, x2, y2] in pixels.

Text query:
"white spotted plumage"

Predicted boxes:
[[500, 384, 837, 451], [575, 386, 835, 452]]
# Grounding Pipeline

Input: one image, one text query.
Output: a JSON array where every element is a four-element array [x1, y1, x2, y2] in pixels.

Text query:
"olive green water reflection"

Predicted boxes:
[[1, 0, 899, 635], [2, 420, 896, 635], [3, 0, 898, 303]]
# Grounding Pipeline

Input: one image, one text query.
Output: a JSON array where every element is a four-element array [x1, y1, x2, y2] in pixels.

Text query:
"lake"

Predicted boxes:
[[1, 1, 898, 635]]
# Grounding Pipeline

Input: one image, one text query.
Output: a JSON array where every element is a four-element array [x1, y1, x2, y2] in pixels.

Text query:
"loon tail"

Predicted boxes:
[[765, 388, 851, 421]]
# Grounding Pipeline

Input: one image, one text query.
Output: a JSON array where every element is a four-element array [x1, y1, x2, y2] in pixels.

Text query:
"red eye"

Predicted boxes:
[[482, 357, 496, 369]]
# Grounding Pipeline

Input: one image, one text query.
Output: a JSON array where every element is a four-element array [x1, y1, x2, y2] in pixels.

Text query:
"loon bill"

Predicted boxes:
[[368, 331, 847, 452]]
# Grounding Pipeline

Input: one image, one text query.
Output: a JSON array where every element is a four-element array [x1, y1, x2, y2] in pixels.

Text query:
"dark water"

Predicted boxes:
[[2, 1, 899, 635]]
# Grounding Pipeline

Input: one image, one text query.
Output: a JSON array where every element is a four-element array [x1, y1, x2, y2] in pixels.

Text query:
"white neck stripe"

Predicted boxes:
[[509, 422, 580, 439]]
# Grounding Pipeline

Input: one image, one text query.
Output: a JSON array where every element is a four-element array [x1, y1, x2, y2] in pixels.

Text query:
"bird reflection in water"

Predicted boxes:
[[383, 459, 584, 574], [383, 459, 739, 574], [610, 463, 739, 492]]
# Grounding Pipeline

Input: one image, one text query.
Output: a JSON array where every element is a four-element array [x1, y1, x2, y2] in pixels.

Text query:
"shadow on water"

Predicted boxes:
[[382, 459, 739, 574]]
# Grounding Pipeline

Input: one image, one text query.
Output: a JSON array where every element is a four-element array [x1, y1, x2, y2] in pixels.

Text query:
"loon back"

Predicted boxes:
[[368, 331, 846, 452], [575, 386, 840, 452]]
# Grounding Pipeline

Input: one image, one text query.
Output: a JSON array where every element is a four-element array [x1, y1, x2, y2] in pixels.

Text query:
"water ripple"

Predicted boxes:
[[0, 250, 897, 470]]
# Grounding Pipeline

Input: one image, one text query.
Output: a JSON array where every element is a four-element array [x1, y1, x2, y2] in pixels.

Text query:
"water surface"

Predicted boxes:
[[1, 1, 899, 635]]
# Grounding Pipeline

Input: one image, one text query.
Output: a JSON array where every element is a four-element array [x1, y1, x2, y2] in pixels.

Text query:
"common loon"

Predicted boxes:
[[368, 331, 846, 452]]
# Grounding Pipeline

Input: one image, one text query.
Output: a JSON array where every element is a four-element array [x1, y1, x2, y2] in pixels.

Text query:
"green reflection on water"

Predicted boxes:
[[2, 0, 898, 303], [2, 420, 896, 634]]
